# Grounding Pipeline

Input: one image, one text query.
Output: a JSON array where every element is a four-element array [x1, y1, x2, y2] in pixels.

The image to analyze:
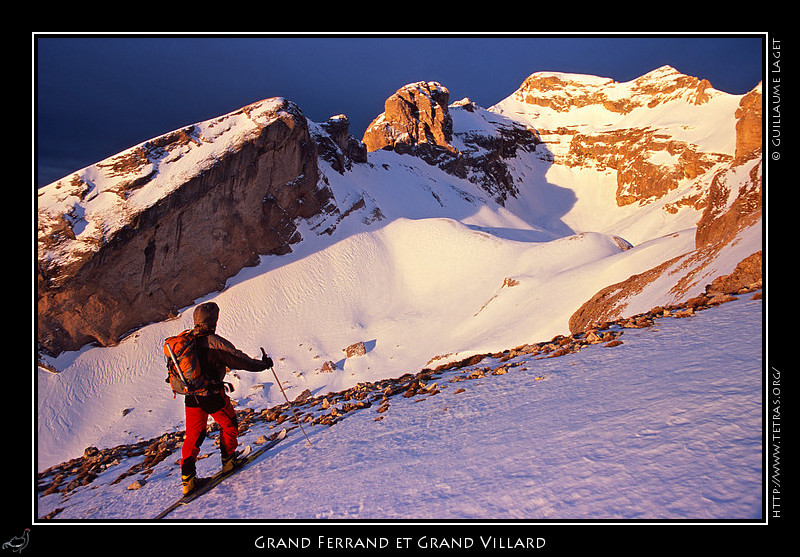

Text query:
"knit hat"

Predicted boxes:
[[193, 302, 219, 332]]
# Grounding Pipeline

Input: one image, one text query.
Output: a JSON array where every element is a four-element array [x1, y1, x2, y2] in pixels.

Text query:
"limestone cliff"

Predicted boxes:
[[37, 98, 345, 355], [567, 83, 763, 333]]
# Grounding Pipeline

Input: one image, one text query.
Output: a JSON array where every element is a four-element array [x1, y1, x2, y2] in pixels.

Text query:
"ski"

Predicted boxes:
[[154, 428, 288, 519]]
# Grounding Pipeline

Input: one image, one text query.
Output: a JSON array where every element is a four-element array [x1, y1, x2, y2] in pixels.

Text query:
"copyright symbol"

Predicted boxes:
[[773, 151, 781, 160]]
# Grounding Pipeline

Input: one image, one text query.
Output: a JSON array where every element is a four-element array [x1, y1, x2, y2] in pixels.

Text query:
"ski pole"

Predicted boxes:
[[263, 348, 312, 447]]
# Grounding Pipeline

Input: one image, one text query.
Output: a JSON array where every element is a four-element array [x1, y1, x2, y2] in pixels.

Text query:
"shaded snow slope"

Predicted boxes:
[[37, 294, 762, 521]]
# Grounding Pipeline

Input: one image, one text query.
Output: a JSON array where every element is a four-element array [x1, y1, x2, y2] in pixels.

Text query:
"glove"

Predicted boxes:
[[260, 348, 274, 368]]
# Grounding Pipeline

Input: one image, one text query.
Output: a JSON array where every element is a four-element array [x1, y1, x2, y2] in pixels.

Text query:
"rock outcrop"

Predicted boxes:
[[568, 250, 762, 335], [314, 114, 368, 173], [363, 84, 543, 205], [362, 81, 455, 155], [734, 83, 763, 163], [695, 156, 762, 250], [344, 341, 367, 358], [37, 98, 351, 356], [565, 128, 730, 207]]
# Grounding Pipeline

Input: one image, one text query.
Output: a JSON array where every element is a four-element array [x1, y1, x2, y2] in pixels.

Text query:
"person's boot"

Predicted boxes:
[[182, 473, 196, 495], [221, 449, 245, 473], [181, 457, 197, 495]]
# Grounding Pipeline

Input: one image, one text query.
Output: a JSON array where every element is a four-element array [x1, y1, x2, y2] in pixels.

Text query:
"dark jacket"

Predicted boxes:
[[187, 328, 269, 412]]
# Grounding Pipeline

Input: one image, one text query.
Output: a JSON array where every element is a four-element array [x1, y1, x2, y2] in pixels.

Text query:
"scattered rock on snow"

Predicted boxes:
[[344, 341, 366, 358], [293, 389, 313, 404], [320, 361, 337, 373]]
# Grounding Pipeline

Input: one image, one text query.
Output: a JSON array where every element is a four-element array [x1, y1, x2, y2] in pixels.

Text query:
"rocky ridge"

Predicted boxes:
[[511, 66, 717, 114], [37, 99, 363, 356]]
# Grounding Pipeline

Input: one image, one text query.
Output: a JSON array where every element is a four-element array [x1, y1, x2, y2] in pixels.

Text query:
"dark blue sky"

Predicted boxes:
[[35, 34, 764, 187]]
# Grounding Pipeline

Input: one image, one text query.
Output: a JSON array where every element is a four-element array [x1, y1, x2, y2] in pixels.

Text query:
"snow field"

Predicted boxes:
[[37, 211, 692, 472], [37, 294, 762, 520]]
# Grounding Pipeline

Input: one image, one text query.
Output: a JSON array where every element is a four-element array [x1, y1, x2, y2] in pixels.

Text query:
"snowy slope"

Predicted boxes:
[[37, 293, 762, 520], [36, 151, 702, 472]]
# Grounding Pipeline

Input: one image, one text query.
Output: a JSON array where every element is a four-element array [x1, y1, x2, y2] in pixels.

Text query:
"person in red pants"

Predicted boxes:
[[180, 302, 273, 495]]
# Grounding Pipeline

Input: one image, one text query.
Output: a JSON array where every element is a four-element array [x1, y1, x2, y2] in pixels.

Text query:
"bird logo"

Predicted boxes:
[[2, 529, 29, 553]]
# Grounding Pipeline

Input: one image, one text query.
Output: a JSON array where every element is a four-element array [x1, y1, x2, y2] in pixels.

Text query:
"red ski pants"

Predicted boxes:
[[181, 397, 239, 469]]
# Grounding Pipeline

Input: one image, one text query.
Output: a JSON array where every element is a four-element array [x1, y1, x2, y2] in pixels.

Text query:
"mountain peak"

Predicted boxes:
[[362, 81, 455, 153], [639, 64, 682, 78], [500, 65, 725, 116], [630, 64, 718, 106]]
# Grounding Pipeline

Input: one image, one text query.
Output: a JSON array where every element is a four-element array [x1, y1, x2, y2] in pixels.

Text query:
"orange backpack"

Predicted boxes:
[[163, 330, 207, 397]]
